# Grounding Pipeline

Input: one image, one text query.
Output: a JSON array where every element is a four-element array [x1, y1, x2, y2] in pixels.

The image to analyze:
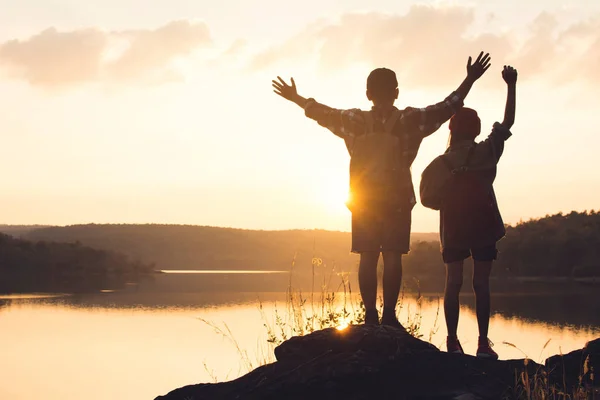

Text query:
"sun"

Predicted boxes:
[[319, 178, 351, 212]]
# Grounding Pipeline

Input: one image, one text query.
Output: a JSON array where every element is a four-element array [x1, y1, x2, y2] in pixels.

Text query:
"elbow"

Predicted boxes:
[[501, 118, 515, 129]]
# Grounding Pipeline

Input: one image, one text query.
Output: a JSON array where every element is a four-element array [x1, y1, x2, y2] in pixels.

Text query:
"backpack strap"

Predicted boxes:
[[463, 145, 476, 169], [362, 109, 401, 135], [383, 109, 401, 134], [345, 111, 373, 155], [363, 111, 374, 135], [442, 144, 476, 175]]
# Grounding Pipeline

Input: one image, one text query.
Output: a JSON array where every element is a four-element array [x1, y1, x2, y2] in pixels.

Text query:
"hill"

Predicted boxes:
[[0, 233, 154, 293], [403, 210, 600, 280], [24, 224, 437, 273], [0, 225, 51, 237], [497, 210, 600, 277], [21, 211, 600, 291]]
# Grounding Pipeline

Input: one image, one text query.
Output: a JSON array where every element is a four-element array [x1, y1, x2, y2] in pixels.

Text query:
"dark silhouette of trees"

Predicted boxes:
[[15, 211, 600, 291], [495, 210, 600, 278], [22, 224, 437, 274], [0, 234, 154, 293]]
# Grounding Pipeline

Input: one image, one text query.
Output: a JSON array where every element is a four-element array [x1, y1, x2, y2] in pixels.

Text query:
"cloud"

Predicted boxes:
[[553, 16, 600, 85], [107, 20, 211, 81], [503, 13, 600, 86], [250, 6, 513, 88], [249, 5, 600, 88], [205, 39, 248, 70], [222, 39, 248, 58], [0, 27, 107, 86], [2, 8, 600, 89], [0, 20, 212, 87]]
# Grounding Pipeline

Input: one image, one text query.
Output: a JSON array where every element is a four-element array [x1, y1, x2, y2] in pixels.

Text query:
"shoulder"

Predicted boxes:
[[444, 145, 472, 164], [342, 108, 367, 117], [424, 154, 450, 172], [387, 107, 420, 129], [399, 106, 418, 115]]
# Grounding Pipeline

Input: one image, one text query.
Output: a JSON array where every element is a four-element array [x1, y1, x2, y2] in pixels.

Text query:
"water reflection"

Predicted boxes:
[[6, 289, 599, 329], [453, 292, 600, 329], [160, 270, 288, 274], [0, 293, 70, 300], [0, 291, 598, 400]]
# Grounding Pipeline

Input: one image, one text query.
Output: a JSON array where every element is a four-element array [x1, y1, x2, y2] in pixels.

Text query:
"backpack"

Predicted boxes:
[[440, 150, 499, 245], [344, 110, 403, 211], [420, 145, 478, 211]]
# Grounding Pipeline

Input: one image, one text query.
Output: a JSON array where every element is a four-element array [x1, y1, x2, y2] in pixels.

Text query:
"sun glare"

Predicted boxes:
[[318, 178, 350, 212], [336, 322, 350, 331]]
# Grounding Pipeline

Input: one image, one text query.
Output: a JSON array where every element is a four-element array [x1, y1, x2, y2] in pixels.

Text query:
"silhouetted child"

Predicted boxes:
[[427, 66, 517, 359], [272, 53, 492, 327]]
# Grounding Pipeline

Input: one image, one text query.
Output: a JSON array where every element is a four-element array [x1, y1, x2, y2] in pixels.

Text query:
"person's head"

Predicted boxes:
[[449, 107, 481, 145], [366, 68, 399, 106]]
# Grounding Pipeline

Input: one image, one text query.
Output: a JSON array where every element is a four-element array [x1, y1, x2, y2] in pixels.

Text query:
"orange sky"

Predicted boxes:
[[0, 0, 599, 232]]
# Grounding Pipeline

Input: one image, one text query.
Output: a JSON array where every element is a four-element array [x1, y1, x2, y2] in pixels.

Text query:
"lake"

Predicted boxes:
[[1, 273, 599, 400]]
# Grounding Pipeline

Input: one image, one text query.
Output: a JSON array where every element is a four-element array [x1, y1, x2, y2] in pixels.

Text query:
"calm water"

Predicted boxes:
[[1, 281, 599, 399]]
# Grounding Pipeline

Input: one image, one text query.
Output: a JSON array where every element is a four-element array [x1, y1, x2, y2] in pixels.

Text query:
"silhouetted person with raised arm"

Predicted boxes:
[[272, 52, 491, 328], [437, 66, 517, 359]]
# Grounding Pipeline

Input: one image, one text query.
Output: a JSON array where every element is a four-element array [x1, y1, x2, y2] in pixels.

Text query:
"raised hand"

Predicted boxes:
[[466, 52, 491, 81], [502, 65, 518, 85], [272, 76, 298, 102]]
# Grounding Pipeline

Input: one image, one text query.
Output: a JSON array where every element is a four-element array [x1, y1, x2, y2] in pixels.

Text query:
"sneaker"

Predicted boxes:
[[364, 310, 379, 326], [381, 312, 405, 330], [446, 337, 464, 355], [476, 337, 499, 360]]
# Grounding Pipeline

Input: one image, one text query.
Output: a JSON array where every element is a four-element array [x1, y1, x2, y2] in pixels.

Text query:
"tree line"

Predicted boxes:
[[17, 211, 600, 282], [404, 210, 600, 279], [0, 233, 155, 293]]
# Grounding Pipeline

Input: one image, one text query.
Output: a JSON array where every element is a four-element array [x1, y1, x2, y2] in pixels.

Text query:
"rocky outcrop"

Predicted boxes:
[[545, 337, 600, 391], [155, 325, 598, 400]]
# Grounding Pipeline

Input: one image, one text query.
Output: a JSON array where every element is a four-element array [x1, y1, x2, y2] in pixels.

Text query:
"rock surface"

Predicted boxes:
[[155, 325, 598, 400], [545, 337, 600, 390]]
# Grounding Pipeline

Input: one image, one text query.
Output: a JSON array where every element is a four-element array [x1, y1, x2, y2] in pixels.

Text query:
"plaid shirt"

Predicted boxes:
[[304, 91, 463, 207]]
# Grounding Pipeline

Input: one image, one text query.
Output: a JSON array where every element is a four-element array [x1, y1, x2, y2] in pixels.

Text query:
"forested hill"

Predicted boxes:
[[23, 225, 436, 272], [0, 225, 50, 237], [0, 234, 154, 293], [404, 211, 600, 279], [497, 211, 600, 277], [22, 211, 600, 278]]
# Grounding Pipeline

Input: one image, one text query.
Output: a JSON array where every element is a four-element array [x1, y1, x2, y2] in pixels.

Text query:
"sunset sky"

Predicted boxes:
[[1, 0, 599, 232]]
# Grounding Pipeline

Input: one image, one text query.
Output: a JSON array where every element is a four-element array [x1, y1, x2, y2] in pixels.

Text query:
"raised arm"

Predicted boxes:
[[455, 52, 492, 102], [272, 76, 309, 109], [272, 76, 364, 139], [501, 66, 517, 129], [403, 52, 492, 137], [478, 67, 518, 163]]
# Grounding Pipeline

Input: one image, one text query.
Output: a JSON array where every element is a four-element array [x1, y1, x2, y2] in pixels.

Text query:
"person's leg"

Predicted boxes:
[[472, 259, 492, 339], [444, 259, 465, 340], [442, 248, 468, 354], [352, 208, 381, 325], [358, 251, 380, 324], [472, 245, 498, 359], [381, 251, 402, 325], [379, 207, 411, 327]]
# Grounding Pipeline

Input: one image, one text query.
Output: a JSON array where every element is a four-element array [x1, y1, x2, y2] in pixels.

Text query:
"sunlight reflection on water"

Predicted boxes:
[[159, 270, 288, 274], [0, 293, 70, 300], [0, 291, 597, 400]]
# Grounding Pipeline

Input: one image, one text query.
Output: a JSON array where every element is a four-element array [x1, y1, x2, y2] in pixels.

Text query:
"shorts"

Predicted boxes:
[[351, 206, 411, 254], [442, 244, 498, 264]]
